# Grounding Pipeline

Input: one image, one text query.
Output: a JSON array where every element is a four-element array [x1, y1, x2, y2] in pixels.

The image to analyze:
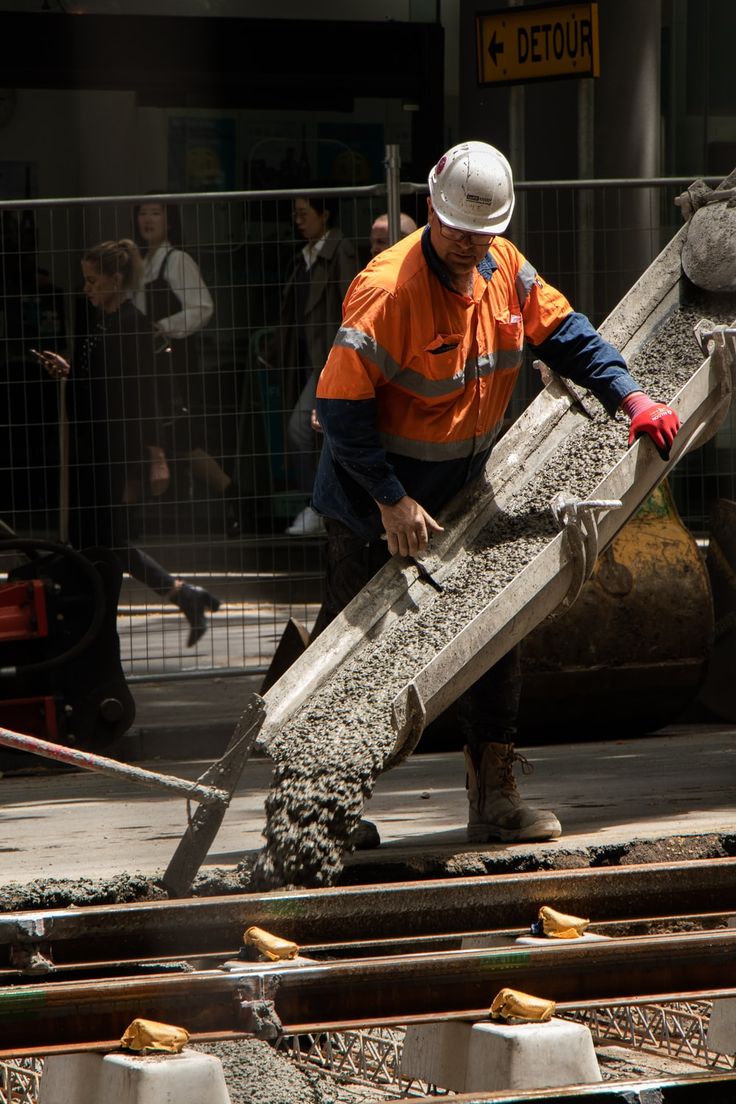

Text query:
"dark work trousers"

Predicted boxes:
[[311, 518, 522, 753]]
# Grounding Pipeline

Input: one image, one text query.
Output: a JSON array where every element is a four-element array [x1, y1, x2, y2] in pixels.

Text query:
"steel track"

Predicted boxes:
[[2, 857, 735, 969], [0, 860, 735, 1064]]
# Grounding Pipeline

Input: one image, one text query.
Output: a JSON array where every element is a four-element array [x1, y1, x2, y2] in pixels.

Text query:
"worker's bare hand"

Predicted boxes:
[[30, 349, 70, 379], [379, 496, 443, 557], [310, 408, 323, 433]]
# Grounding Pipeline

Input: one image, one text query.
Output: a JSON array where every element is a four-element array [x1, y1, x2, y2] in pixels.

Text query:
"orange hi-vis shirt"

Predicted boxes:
[[316, 229, 573, 463]]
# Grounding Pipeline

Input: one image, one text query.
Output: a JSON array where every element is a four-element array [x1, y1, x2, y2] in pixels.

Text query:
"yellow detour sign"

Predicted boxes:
[[477, 2, 599, 85]]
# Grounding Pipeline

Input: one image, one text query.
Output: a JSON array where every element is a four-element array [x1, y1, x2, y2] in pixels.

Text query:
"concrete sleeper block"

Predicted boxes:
[[515, 932, 611, 947], [465, 1018, 602, 1093], [38, 1049, 231, 1104], [708, 997, 736, 1057], [400, 1017, 601, 1094], [400, 1021, 473, 1091]]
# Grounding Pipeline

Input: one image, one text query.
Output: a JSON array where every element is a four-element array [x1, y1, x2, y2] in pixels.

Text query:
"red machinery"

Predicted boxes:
[[0, 538, 135, 750]]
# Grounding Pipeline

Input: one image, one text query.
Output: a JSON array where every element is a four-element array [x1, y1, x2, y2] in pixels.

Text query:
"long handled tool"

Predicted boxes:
[[0, 725, 231, 806], [0, 691, 266, 899], [163, 692, 265, 898]]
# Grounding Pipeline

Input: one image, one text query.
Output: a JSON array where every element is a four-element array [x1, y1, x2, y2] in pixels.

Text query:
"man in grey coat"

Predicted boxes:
[[277, 194, 360, 535]]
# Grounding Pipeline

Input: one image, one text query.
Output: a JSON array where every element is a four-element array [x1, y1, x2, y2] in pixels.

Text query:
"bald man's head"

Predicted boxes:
[[370, 212, 418, 256]]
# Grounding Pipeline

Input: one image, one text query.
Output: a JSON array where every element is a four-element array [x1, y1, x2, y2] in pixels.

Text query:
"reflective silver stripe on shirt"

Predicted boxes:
[[337, 326, 522, 399], [388, 349, 522, 398], [515, 261, 538, 310], [334, 326, 402, 382], [392, 365, 466, 398], [475, 348, 524, 378], [379, 424, 501, 461]]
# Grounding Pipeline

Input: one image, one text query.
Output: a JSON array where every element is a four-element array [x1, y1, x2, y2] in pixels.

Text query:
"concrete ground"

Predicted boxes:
[[0, 672, 734, 888]]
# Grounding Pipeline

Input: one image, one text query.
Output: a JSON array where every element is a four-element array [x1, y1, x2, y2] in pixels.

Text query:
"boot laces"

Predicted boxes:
[[498, 745, 533, 794]]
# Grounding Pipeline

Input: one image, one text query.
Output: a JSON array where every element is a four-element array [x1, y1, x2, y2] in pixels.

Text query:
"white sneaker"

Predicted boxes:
[[285, 505, 325, 536]]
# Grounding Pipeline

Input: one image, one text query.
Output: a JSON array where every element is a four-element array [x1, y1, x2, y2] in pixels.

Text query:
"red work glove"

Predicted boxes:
[[624, 395, 680, 461]]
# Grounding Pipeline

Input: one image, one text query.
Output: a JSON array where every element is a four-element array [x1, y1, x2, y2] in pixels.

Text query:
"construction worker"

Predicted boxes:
[[369, 210, 418, 257], [310, 140, 680, 846]]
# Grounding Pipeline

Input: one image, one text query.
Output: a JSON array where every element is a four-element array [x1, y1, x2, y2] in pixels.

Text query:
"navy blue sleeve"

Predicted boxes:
[[529, 312, 641, 417], [316, 396, 406, 504]]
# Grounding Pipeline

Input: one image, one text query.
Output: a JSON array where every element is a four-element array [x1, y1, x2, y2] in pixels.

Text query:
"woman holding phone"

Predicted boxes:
[[33, 238, 220, 647]]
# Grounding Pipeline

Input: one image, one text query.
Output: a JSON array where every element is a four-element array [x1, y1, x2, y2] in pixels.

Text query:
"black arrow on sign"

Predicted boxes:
[[487, 30, 504, 65]]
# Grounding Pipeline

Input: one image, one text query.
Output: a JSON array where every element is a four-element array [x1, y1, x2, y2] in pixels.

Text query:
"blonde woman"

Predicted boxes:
[[34, 239, 219, 647]]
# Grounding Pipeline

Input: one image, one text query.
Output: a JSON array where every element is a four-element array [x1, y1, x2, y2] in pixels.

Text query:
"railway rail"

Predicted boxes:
[[3, 857, 736, 971], [0, 858, 735, 1075]]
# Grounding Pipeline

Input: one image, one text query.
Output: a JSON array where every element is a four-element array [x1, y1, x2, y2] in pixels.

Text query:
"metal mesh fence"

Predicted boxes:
[[1, 175, 733, 679]]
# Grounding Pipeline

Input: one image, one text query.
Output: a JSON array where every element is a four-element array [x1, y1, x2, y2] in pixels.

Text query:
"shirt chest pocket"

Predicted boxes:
[[494, 314, 524, 353], [421, 332, 465, 383]]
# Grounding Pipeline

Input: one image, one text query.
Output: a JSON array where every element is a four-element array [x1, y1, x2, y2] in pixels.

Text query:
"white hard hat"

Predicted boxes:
[[428, 141, 515, 234]]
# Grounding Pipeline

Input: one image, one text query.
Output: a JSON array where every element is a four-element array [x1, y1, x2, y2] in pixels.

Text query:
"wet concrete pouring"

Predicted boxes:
[[3, 303, 732, 911]]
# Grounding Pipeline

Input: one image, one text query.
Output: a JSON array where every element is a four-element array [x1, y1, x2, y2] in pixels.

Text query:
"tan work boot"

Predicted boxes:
[[464, 743, 561, 843]]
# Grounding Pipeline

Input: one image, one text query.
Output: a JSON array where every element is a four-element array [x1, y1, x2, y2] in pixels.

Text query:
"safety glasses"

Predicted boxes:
[[436, 217, 495, 247]]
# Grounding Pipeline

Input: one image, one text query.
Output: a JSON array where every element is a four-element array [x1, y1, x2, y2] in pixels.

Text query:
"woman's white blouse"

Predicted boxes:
[[136, 242, 214, 340]]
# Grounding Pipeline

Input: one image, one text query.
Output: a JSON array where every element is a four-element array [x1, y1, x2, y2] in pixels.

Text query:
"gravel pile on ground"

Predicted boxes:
[[251, 302, 735, 891], [192, 1038, 348, 1104]]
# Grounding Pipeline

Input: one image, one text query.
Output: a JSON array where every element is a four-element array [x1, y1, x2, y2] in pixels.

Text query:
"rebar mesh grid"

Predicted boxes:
[[0, 1059, 42, 1104], [2, 998, 734, 1104], [569, 1000, 736, 1072], [277, 1027, 453, 1100], [277, 998, 736, 1099]]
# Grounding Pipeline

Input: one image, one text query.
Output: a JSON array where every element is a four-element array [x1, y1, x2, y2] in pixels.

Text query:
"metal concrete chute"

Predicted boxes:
[[260, 370, 595, 742], [389, 326, 736, 754], [596, 211, 686, 363]]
